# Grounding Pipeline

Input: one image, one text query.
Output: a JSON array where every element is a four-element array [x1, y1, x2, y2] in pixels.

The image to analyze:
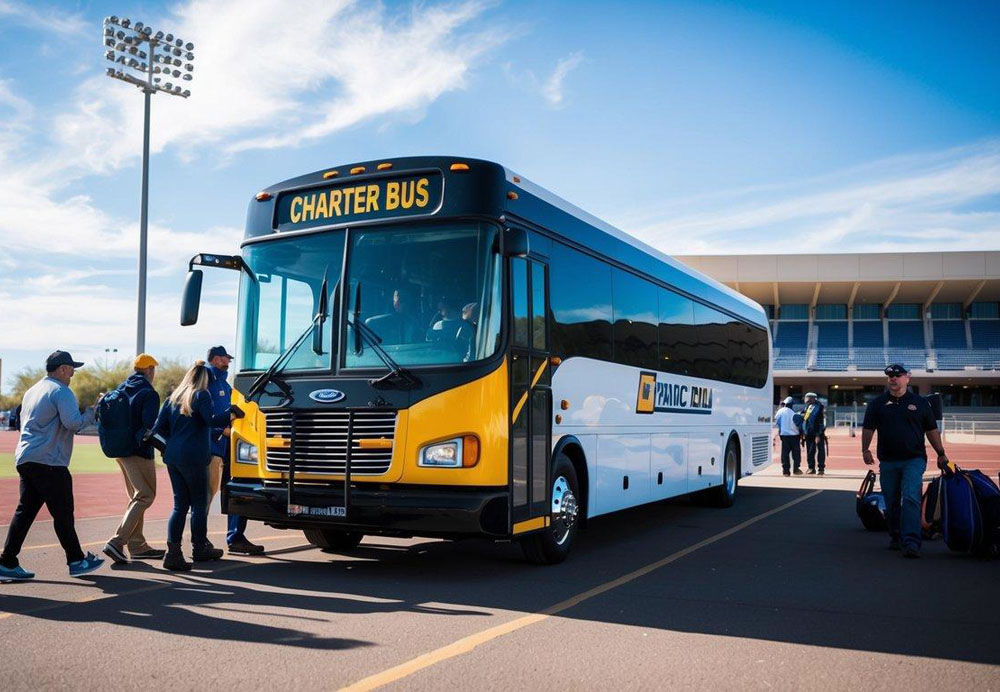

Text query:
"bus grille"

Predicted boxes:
[[263, 409, 397, 476], [751, 435, 770, 466]]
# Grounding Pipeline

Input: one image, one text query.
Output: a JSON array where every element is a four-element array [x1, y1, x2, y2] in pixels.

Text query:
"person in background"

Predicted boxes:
[[101, 354, 165, 564], [802, 392, 826, 476], [774, 396, 803, 477], [153, 362, 243, 571], [9, 403, 21, 431], [0, 351, 105, 581], [862, 363, 949, 559], [204, 346, 264, 556]]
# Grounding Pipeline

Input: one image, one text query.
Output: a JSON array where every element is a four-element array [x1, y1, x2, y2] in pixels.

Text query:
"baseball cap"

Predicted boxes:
[[134, 353, 159, 369], [783, 396, 794, 405], [46, 350, 84, 372], [207, 345, 233, 360], [884, 363, 909, 376], [805, 392, 818, 399]]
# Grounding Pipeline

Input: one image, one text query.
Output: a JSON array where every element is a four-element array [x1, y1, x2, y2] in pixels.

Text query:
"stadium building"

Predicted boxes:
[[676, 251, 1000, 416]]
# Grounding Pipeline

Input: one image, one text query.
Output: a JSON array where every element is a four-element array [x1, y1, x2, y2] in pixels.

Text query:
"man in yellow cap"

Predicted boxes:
[[102, 354, 166, 563]]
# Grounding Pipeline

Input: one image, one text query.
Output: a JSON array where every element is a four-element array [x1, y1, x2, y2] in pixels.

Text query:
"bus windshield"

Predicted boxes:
[[236, 221, 502, 373], [344, 221, 502, 368]]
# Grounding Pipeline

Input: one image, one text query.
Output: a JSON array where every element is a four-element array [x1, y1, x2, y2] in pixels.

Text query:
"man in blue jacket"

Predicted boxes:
[[205, 346, 264, 555], [102, 354, 166, 563], [801, 392, 826, 476]]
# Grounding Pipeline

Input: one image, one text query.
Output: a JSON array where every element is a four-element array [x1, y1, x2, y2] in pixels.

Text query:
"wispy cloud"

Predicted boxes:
[[540, 51, 583, 108], [619, 140, 1000, 254], [0, 0, 87, 35]]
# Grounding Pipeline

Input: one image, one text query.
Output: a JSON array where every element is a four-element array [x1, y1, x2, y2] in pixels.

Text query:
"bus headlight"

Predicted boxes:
[[419, 435, 480, 468], [236, 440, 258, 464]]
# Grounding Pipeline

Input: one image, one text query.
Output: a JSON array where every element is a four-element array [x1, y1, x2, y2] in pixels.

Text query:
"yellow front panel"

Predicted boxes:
[[228, 362, 508, 487]]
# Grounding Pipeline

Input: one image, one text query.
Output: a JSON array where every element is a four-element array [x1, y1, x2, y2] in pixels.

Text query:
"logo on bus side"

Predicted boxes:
[[309, 389, 346, 404], [636, 371, 713, 415]]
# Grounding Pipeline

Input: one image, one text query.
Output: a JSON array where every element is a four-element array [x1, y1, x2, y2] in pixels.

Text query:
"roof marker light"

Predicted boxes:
[[450, 163, 469, 171], [507, 191, 519, 200], [350, 166, 365, 175], [255, 191, 272, 201], [376, 162, 392, 171], [513, 175, 521, 183], [323, 170, 339, 179]]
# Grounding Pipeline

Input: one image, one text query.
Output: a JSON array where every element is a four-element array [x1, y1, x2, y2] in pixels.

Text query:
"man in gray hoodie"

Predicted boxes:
[[0, 351, 105, 581]]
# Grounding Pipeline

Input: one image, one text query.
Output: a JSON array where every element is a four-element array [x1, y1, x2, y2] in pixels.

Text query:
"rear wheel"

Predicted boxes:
[[521, 454, 580, 564], [704, 439, 739, 508], [303, 529, 364, 552]]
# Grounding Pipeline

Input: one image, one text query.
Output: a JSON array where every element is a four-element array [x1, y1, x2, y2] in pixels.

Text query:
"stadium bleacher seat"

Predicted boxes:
[[852, 347, 887, 371], [775, 322, 808, 350], [970, 321, 1000, 349], [936, 349, 1000, 371], [887, 321, 925, 349], [774, 348, 808, 369], [852, 321, 883, 348], [932, 320, 967, 349]]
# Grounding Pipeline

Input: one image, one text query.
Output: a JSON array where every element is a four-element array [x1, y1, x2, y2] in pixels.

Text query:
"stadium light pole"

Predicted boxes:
[[102, 16, 195, 354]]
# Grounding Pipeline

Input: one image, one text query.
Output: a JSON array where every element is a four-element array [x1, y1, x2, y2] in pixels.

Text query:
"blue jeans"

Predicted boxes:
[[166, 464, 209, 546], [227, 514, 248, 544], [879, 457, 927, 549]]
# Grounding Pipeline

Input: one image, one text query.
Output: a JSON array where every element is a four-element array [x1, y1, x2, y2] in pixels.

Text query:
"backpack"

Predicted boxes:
[[940, 466, 984, 554], [922, 476, 943, 539], [96, 386, 135, 459], [856, 470, 887, 532]]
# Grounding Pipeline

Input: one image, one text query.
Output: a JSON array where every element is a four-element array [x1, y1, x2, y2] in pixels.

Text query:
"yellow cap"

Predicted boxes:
[[134, 353, 159, 369]]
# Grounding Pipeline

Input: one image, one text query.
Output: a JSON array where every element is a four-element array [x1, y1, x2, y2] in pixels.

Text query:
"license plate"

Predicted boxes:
[[288, 504, 346, 518]]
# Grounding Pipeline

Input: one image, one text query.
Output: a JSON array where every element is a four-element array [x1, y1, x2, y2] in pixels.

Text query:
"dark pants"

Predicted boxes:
[[1, 463, 85, 567], [806, 435, 826, 471], [217, 452, 248, 545], [166, 464, 209, 546], [779, 435, 801, 473], [880, 457, 926, 550]]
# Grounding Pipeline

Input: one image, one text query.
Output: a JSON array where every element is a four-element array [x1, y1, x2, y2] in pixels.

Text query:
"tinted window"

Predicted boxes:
[[693, 303, 731, 383], [512, 258, 529, 347], [658, 288, 695, 376], [612, 268, 658, 369], [531, 262, 547, 350], [550, 243, 612, 360]]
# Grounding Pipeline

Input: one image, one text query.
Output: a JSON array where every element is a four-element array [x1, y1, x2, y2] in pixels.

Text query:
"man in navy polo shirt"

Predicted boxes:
[[862, 363, 949, 558], [205, 346, 264, 555]]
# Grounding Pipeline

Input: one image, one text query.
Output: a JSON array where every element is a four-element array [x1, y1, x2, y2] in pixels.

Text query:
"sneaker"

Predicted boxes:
[[102, 542, 130, 564], [806, 469, 816, 475], [902, 546, 921, 559], [888, 539, 901, 551], [228, 538, 265, 555], [793, 469, 803, 476], [818, 470, 825, 476], [129, 547, 166, 560], [69, 552, 105, 577], [782, 471, 791, 477], [0, 564, 35, 582]]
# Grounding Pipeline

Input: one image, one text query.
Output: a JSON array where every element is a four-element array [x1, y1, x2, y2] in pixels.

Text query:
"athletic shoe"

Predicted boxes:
[[817, 470, 825, 476], [902, 546, 921, 559], [228, 538, 265, 555], [782, 471, 791, 477], [102, 542, 130, 564], [806, 469, 816, 475], [793, 469, 803, 476], [129, 547, 166, 560], [69, 552, 105, 577], [0, 564, 35, 582]]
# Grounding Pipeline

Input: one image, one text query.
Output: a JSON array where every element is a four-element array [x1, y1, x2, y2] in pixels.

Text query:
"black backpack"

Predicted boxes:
[[97, 386, 135, 458], [857, 469, 887, 532]]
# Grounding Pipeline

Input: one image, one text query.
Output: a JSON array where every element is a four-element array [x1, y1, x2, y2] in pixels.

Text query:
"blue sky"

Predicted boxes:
[[0, 0, 998, 388]]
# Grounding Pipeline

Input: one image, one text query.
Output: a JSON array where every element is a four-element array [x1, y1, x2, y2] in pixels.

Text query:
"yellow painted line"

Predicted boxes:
[[340, 489, 824, 691], [511, 516, 549, 534]]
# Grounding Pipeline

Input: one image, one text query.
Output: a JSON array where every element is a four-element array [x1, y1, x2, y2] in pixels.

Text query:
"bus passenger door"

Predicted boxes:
[[509, 257, 552, 531]]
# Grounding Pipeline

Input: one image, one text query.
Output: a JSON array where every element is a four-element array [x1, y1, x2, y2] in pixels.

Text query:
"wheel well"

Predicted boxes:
[[556, 441, 589, 527], [727, 432, 742, 477]]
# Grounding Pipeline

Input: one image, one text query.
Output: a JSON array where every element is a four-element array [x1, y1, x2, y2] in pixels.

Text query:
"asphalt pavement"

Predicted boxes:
[[1, 479, 998, 691]]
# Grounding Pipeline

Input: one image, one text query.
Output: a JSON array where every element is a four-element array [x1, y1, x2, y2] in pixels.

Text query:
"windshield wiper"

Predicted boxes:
[[246, 274, 329, 404], [349, 281, 421, 390]]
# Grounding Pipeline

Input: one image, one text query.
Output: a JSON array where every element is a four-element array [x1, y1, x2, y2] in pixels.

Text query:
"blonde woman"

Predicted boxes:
[[152, 362, 243, 571]]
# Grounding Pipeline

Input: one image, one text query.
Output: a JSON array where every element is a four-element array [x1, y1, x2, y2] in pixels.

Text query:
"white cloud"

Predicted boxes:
[[619, 140, 1000, 255], [0, 1, 87, 35], [540, 51, 583, 108]]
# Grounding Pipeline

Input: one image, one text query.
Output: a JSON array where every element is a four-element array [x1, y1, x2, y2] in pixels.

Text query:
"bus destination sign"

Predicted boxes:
[[274, 172, 443, 232]]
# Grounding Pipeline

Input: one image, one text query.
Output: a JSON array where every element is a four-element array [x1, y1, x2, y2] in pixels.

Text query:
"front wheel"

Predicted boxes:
[[303, 529, 364, 553], [704, 440, 739, 508], [520, 455, 580, 564]]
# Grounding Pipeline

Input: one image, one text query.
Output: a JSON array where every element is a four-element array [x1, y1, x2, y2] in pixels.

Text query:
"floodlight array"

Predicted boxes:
[[102, 16, 194, 98]]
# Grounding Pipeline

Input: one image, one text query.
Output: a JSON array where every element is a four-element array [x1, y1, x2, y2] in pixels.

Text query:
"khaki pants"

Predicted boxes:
[[207, 455, 223, 511], [110, 456, 156, 552]]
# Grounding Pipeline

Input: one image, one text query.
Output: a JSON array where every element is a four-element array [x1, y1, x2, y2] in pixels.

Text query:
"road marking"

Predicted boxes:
[[24, 527, 241, 552], [340, 489, 824, 692]]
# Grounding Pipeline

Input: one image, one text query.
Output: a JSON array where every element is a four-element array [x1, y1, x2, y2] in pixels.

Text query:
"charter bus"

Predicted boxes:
[[180, 156, 773, 563]]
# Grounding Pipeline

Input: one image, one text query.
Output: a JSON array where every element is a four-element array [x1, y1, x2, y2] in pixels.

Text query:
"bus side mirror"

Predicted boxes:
[[180, 270, 203, 326], [503, 227, 529, 257]]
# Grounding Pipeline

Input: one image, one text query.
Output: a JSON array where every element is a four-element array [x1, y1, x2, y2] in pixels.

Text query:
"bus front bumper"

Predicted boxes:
[[225, 481, 510, 538]]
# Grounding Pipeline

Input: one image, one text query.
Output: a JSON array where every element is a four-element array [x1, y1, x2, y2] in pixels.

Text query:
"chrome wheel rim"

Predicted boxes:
[[551, 475, 578, 546], [725, 449, 737, 496]]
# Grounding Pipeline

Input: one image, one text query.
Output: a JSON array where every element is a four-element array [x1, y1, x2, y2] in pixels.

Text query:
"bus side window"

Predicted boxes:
[[512, 258, 529, 347], [550, 243, 612, 360]]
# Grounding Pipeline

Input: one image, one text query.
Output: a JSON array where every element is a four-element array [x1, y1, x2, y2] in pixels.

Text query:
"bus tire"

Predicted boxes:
[[303, 529, 364, 552], [705, 439, 739, 508], [520, 454, 580, 565]]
